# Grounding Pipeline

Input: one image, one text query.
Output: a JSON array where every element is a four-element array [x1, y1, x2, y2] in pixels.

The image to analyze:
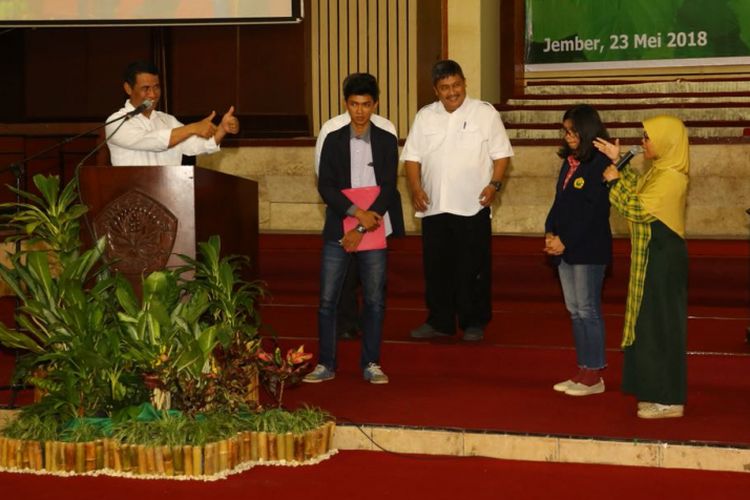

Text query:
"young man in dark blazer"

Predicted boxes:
[[304, 73, 405, 384]]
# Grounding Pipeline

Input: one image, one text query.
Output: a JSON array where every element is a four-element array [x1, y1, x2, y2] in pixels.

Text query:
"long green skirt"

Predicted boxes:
[[622, 220, 688, 405]]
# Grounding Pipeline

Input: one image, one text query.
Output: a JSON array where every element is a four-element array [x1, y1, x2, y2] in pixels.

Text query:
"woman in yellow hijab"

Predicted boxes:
[[595, 115, 689, 419]]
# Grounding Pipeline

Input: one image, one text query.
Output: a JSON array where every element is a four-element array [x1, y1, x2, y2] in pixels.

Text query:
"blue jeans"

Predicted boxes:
[[558, 261, 607, 369], [318, 240, 387, 370]]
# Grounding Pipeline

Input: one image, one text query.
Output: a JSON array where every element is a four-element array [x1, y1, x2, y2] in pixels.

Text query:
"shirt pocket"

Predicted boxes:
[[456, 123, 486, 153], [422, 126, 446, 154]]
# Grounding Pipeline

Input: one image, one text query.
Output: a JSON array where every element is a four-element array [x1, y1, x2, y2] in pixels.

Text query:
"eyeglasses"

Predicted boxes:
[[561, 128, 578, 137]]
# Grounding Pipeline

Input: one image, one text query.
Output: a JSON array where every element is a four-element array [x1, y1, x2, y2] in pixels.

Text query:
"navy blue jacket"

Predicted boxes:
[[318, 122, 405, 242], [544, 150, 612, 265]]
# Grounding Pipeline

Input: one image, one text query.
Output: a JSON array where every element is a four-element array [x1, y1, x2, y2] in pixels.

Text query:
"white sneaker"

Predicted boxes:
[[553, 379, 576, 392], [565, 378, 605, 396], [637, 403, 684, 419], [363, 363, 389, 384]]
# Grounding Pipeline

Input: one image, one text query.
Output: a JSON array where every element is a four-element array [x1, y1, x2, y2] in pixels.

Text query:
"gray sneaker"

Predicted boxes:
[[363, 363, 389, 384], [410, 323, 451, 339], [462, 327, 484, 342], [303, 364, 335, 383]]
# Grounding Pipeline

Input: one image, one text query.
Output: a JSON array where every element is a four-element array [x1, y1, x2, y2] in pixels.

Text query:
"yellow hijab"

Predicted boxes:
[[636, 115, 689, 238]]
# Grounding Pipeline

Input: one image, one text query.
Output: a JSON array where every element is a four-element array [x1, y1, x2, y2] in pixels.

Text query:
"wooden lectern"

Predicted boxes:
[[78, 166, 258, 288]]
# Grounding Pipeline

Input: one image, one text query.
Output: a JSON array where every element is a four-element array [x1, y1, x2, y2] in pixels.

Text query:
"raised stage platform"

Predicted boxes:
[[259, 234, 750, 474], [2, 233, 750, 476]]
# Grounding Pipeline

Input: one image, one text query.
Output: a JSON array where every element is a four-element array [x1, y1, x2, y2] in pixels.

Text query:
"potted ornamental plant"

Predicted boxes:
[[0, 174, 335, 477]]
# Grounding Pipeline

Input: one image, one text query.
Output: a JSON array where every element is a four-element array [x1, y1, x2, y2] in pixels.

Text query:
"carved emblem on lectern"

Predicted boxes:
[[93, 190, 178, 275]]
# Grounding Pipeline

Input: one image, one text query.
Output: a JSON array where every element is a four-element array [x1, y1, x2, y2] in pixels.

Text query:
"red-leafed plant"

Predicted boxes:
[[256, 344, 312, 407]]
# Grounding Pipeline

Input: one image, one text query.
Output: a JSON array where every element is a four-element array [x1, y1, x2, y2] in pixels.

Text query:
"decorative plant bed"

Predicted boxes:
[[0, 175, 330, 480], [0, 420, 336, 479]]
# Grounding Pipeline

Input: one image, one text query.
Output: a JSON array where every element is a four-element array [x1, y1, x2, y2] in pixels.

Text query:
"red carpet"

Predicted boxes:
[[254, 233, 750, 446], [278, 341, 750, 445], [258, 233, 750, 354], [258, 233, 750, 308], [259, 302, 750, 354]]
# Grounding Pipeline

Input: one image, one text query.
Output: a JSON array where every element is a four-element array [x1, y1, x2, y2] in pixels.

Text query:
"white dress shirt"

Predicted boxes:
[[400, 97, 513, 218], [314, 112, 397, 175], [349, 125, 392, 236], [105, 100, 220, 166]]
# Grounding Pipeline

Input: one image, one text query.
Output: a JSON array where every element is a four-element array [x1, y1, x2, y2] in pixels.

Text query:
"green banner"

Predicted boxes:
[[525, 0, 750, 69]]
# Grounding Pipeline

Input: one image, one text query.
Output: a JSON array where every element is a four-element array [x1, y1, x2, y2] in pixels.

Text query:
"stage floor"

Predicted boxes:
[[272, 308, 750, 446]]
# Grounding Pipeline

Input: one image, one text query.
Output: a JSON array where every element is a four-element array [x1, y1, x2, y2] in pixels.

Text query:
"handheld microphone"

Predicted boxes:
[[615, 146, 643, 170], [125, 99, 153, 118]]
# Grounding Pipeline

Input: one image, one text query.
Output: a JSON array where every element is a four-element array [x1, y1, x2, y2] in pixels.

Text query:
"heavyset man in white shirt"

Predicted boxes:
[[401, 59, 514, 342], [105, 60, 239, 166]]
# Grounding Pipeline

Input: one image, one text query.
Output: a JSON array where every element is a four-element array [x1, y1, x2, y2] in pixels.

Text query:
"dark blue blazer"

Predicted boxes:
[[544, 150, 612, 265], [318, 122, 405, 242]]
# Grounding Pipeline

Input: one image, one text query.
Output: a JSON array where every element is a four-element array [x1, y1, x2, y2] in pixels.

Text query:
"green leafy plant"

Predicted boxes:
[[4, 402, 332, 447], [1, 411, 62, 441], [0, 238, 147, 419], [176, 235, 265, 345], [173, 235, 266, 414], [0, 173, 329, 449], [0, 173, 88, 264]]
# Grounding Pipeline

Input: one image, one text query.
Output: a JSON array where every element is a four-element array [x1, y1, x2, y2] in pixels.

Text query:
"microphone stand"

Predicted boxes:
[[0, 109, 135, 409], [0, 107, 144, 181]]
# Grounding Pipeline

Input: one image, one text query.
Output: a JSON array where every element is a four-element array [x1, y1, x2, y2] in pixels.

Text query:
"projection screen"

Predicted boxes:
[[0, 0, 304, 26]]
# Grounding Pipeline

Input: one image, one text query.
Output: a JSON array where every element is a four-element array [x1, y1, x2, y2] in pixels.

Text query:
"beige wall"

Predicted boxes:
[[480, 0, 501, 103], [447, 0, 500, 102], [198, 143, 750, 239]]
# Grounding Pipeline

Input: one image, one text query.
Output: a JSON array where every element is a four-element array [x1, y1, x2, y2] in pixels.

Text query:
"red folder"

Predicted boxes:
[[341, 186, 386, 252]]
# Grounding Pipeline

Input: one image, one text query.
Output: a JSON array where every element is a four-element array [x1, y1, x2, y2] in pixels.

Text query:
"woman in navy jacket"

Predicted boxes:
[[544, 105, 613, 397]]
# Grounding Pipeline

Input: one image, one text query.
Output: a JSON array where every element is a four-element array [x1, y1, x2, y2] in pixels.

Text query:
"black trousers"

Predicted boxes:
[[421, 208, 492, 334]]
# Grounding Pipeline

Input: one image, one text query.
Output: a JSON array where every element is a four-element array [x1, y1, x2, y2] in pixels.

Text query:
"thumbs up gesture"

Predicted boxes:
[[221, 105, 240, 135], [193, 111, 217, 138]]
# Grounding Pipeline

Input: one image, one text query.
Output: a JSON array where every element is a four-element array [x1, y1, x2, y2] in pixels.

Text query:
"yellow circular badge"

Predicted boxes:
[[573, 177, 585, 189]]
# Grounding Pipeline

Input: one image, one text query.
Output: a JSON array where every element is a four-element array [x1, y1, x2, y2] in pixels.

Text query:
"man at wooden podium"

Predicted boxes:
[[105, 60, 239, 166]]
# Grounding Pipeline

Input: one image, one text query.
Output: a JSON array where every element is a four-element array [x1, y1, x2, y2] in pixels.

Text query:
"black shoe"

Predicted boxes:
[[410, 323, 452, 339], [337, 327, 360, 340], [462, 327, 484, 342]]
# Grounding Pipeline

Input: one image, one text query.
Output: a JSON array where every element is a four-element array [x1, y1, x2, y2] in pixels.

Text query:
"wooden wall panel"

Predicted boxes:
[[24, 28, 152, 121], [167, 26, 239, 116], [236, 24, 306, 115], [6, 23, 307, 133], [87, 28, 155, 114], [0, 30, 25, 122]]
